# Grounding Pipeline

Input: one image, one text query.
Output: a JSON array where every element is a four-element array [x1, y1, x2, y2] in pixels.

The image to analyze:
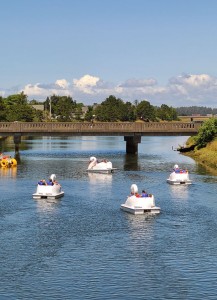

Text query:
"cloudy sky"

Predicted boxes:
[[1, 0, 217, 107]]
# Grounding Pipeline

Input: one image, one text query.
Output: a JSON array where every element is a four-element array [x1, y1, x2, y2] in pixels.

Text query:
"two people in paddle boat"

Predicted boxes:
[[38, 177, 58, 186], [173, 164, 188, 174], [131, 189, 149, 198]]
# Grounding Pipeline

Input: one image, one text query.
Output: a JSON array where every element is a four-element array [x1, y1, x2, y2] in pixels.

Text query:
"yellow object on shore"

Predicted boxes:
[[0, 155, 17, 168]]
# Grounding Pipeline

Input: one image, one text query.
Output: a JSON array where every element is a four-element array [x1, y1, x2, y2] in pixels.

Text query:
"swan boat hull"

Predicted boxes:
[[121, 195, 161, 215], [32, 185, 64, 199], [167, 172, 192, 185], [87, 167, 117, 174]]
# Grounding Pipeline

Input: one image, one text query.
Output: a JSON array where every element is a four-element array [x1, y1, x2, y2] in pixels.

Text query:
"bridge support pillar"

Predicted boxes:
[[124, 135, 141, 154], [13, 134, 21, 154]]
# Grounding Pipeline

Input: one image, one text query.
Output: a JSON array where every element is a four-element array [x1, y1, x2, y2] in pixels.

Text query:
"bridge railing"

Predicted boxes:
[[0, 121, 200, 134]]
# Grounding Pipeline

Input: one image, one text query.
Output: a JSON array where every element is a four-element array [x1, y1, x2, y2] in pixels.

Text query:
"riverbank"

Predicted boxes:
[[181, 138, 217, 172]]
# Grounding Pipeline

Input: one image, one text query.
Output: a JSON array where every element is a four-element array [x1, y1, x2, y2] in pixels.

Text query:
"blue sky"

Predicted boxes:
[[1, 0, 217, 107]]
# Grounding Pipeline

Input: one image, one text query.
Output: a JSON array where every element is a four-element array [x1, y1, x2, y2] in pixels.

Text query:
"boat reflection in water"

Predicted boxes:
[[123, 212, 157, 255], [34, 198, 62, 213], [0, 166, 17, 178], [88, 172, 113, 184], [168, 184, 189, 200], [88, 172, 113, 197]]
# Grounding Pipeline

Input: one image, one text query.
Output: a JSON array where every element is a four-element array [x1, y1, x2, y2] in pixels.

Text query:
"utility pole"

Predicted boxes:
[[50, 98, 52, 120]]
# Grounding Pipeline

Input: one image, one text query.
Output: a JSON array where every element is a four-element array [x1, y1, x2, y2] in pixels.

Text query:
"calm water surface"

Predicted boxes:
[[0, 136, 217, 300]]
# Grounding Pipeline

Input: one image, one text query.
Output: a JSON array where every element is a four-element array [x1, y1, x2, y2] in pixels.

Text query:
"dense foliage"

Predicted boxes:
[[91, 97, 178, 122], [2, 92, 215, 123], [0, 96, 7, 121], [1, 92, 38, 122], [156, 104, 178, 121], [195, 118, 217, 149], [44, 95, 78, 121], [136, 100, 156, 121], [93, 96, 136, 122]]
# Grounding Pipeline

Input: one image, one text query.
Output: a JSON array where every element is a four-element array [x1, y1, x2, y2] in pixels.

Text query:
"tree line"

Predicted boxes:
[[176, 106, 217, 116], [0, 93, 179, 122], [1, 92, 215, 123]]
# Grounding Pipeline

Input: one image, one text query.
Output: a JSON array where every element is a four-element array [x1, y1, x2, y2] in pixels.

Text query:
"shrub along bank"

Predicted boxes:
[[181, 118, 217, 170]]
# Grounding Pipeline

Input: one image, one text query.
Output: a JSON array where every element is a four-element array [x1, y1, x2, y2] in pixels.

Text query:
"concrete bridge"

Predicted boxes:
[[0, 122, 201, 154]]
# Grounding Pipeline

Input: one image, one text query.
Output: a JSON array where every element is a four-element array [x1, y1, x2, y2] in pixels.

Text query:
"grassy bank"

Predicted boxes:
[[183, 138, 217, 170], [180, 117, 217, 172]]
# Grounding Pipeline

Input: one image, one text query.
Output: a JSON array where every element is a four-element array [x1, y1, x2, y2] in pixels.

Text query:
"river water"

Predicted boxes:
[[0, 135, 217, 300]]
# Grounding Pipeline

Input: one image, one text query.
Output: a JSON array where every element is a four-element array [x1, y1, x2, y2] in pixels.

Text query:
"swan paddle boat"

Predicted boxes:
[[32, 174, 64, 199], [167, 164, 192, 185], [121, 184, 161, 215], [87, 156, 117, 173]]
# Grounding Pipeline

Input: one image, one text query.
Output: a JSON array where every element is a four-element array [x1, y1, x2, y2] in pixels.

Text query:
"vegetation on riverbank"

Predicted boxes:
[[185, 138, 217, 169], [0, 92, 179, 122], [181, 118, 217, 169]]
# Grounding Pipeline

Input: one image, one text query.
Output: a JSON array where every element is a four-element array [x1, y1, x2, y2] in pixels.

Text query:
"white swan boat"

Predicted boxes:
[[121, 184, 161, 215], [167, 164, 192, 185], [32, 174, 64, 199], [87, 156, 117, 173]]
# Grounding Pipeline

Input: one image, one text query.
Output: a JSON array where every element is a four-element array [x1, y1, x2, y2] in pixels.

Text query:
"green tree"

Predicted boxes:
[[32, 109, 44, 122], [84, 106, 94, 121], [195, 118, 217, 149], [0, 96, 7, 121], [156, 104, 178, 121], [4, 92, 35, 121], [29, 99, 41, 105], [136, 100, 156, 121], [45, 95, 77, 121], [122, 101, 136, 121], [94, 95, 136, 122], [73, 103, 84, 121]]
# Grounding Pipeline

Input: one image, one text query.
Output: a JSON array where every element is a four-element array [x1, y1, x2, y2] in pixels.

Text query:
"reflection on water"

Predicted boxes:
[[88, 172, 113, 197], [0, 167, 17, 178], [196, 161, 217, 176], [14, 152, 21, 164], [88, 172, 113, 184], [122, 213, 158, 264], [124, 212, 156, 236], [168, 184, 189, 200], [123, 154, 139, 170], [34, 198, 62, 213]]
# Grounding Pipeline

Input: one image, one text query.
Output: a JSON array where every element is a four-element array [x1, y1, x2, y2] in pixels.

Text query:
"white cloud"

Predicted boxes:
[[21, 81, 71, 99], [2, 73, 217, 107], [55, 79, 69, 89], [73, 75, 100, 94], [22, 84, 44, 96], [169, 73, 216, 87]]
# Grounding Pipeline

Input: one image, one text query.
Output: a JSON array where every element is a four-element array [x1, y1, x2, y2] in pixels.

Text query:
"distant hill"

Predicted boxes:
[[175, 106, 217, 116]]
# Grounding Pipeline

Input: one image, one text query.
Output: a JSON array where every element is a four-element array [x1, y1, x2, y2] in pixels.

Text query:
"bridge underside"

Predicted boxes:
[[11, 133, 143, 154], [8, 132, 195, 154]]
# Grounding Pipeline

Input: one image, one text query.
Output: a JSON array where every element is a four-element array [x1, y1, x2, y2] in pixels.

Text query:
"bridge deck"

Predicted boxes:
[[0, 122, 200, 137]]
